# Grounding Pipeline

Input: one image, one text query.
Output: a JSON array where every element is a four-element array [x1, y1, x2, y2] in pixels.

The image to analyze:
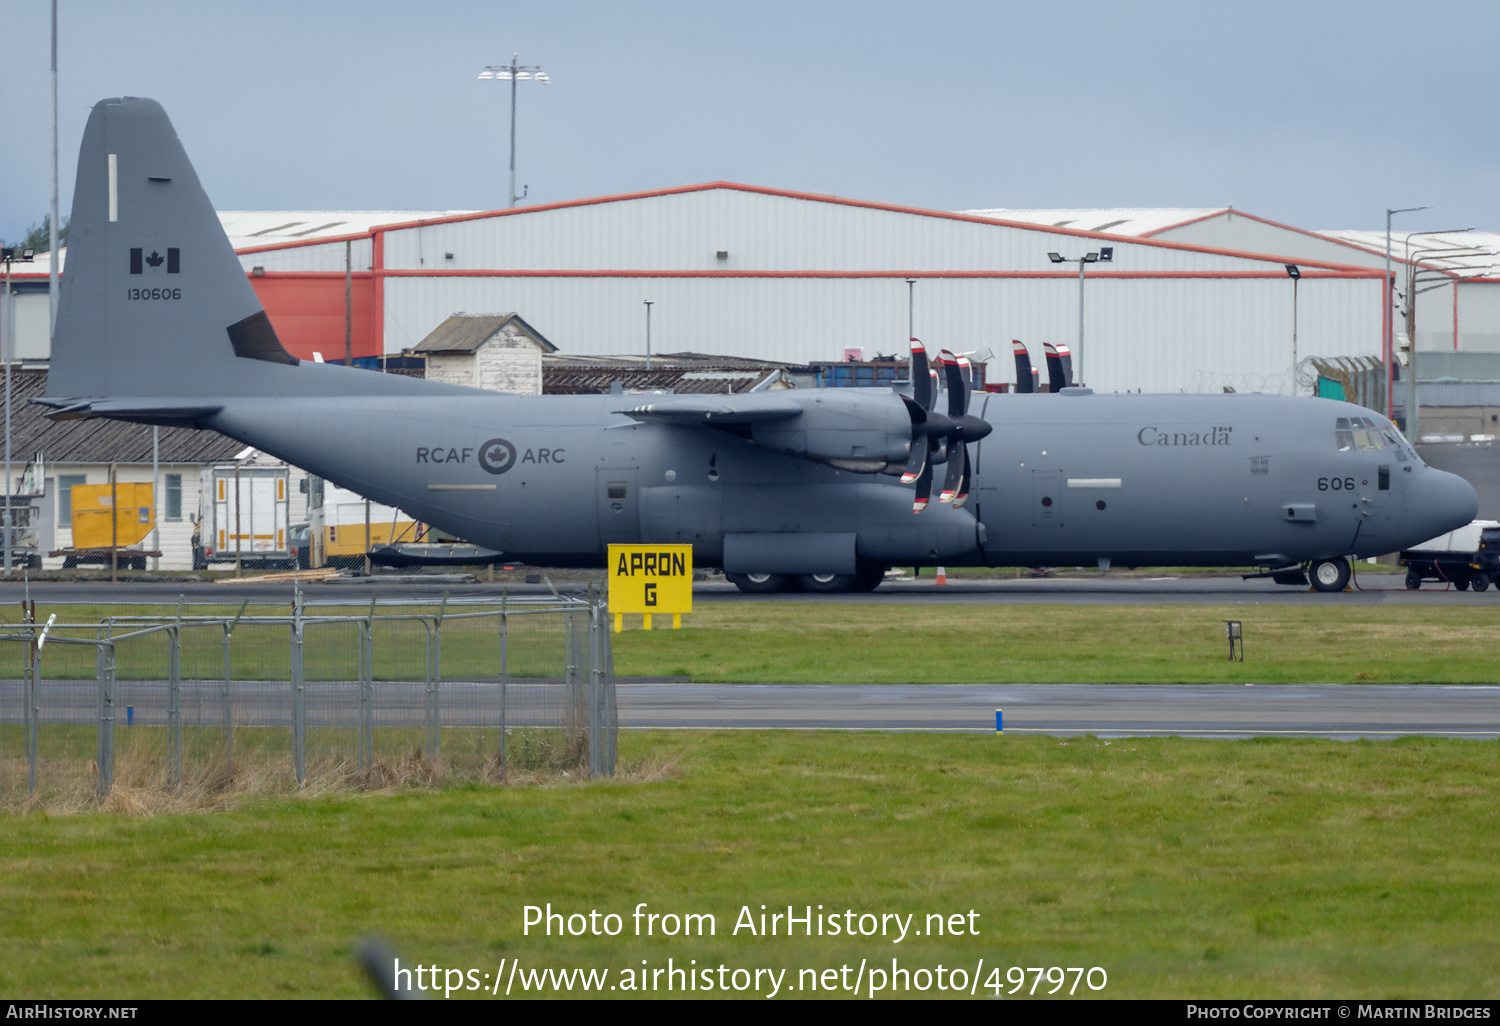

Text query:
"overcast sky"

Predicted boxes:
[[3, 0, 1498, 245]]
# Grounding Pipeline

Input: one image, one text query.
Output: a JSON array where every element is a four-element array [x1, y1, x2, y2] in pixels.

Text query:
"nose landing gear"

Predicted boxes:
[[1309, 556, 1352, 593]]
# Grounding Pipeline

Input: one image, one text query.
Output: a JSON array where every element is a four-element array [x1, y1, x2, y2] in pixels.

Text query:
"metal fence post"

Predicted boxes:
[[428, 592, 446, 764], [589, 590, 602, 778], [168, 626, 182, 787], [602, 605, 617, 776], [291, 592, 306, 786], [498, 588, 507, 778], [96, 639, 115, 800], [223, 599, 247, 780], [27, 642, 38, 796], [359, 614, 373, 774]]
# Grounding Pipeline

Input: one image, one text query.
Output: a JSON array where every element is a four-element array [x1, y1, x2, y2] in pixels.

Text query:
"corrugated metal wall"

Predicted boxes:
[[239, 236, 373, 273], [382, 273, 1381, 395], [376, 188, 1289, 274]]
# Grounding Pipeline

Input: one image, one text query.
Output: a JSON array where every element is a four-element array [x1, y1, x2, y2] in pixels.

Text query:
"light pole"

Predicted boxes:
[[478, 53, 550, 208], [1285, 264, 1300, 394], [644, 301, 653, 370], [1, 246, 35, 575], [1046, 247, 1112, 386], [1400, 229, 1488, 442], [1385, 206, 1428, 421]]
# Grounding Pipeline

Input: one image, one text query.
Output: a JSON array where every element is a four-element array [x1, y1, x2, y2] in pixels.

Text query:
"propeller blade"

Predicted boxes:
[[899, 437, 927, 483], [1043, 342, 1065, 393], [940, 350, 967, 417], [952, 446, 972, 509], [912, 459, 933, 513], [928, 368, 939, 411], [958, 354, 972, 400], [910, 339, 931, 411], [939, 441, 965, 503], [1056, 343, 1074, 387], [1012, 340, 1034, 393]]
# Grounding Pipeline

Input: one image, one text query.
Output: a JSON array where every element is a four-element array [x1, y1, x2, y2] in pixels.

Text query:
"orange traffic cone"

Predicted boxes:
[[936, 566, 948, 585]]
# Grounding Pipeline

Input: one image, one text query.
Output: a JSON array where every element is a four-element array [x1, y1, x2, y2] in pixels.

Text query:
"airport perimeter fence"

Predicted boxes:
[[0, 590, 617, 806]]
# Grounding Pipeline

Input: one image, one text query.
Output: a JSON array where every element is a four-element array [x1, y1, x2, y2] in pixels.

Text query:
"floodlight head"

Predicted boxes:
[[535, 72, 550, 83], [0, 247, 12, 261], [477, 70, 493, 79], [1098, 247, 1113, 262], [1285, 264, 1301, 280], [21, 249, 34, 261], [1083, 252, 1099, 263], [1047, 252, 1064, 264], [515, 71, 531, 80]]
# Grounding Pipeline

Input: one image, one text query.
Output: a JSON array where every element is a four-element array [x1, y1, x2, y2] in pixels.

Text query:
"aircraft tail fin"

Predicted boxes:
[[47, 97, 452, 403]]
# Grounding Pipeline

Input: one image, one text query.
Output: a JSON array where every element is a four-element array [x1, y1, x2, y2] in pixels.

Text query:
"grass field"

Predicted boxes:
[[0, 730, 1495, 999], [612, 603, 1500, 684], [8, 602, 1500, 686]]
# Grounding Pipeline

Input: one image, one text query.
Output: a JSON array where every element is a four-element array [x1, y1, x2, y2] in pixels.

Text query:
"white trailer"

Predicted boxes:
[[193, 464, 292, 569]]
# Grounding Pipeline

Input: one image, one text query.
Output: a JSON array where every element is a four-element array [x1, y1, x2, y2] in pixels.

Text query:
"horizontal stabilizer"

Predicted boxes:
[[618, 395, 805, 425], [34, 396, 224, 425]]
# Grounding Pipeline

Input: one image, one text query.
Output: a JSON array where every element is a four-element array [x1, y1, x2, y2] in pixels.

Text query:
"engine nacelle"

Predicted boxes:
[[749, 390, 912, 473]]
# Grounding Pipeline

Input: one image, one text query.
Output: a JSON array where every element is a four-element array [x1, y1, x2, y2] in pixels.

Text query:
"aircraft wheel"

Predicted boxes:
[[729, 572, 787, 594], [1474, 575, 1491, 593], [1405, 571, 1422, 591], [1309, 556, 1351, 593], [798, 572, 855, 593], [851, 565, 886, 592]]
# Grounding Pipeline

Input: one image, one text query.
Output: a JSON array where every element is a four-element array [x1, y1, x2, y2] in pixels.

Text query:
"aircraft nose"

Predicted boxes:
[[1406, 468, 1478, 542]]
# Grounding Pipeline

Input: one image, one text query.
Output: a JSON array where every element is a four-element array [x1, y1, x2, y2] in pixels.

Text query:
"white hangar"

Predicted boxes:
[[226, 183, 1391, 396]]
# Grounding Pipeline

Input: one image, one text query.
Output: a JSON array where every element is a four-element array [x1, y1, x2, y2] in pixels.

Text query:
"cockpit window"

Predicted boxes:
[[1335, 416, 1388, 451]]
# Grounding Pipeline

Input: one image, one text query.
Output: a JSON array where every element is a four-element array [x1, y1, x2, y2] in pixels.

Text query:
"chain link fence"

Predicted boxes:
[[0, 591, 616, 807]]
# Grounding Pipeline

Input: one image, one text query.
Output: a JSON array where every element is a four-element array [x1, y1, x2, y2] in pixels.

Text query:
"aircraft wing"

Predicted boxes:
[[616, 394, 805, 425]]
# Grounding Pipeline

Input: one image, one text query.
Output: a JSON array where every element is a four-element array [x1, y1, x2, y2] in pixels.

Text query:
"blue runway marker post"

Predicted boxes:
[[995, 709, 1003, 733], [126, 706, 133, 727]]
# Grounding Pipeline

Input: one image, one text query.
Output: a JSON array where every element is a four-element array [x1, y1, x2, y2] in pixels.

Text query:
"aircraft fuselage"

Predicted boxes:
[[202, 388, 1468, 571]]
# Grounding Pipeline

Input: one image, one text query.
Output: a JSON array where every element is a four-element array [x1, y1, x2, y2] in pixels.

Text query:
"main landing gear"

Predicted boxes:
[[728, 565, 887, 594]]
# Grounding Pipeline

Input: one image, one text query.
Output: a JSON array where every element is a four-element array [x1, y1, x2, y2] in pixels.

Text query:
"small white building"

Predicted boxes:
[[411, 313, 555, 394]]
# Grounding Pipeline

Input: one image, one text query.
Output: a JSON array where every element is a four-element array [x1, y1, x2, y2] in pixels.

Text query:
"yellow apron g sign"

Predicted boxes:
[[608, 544, 693, 631]]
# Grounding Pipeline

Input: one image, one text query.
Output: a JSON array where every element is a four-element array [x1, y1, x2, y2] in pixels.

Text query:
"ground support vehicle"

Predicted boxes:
[[1399, 519, 1500, 590], [192, 464, 293, 570]]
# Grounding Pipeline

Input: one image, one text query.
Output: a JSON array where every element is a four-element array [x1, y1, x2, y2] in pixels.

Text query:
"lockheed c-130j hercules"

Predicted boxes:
[[39, 97, 1478, 593]]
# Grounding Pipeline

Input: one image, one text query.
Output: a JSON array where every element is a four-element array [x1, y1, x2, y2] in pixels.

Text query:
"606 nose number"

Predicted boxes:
[[1318, 476, 1357, 491]]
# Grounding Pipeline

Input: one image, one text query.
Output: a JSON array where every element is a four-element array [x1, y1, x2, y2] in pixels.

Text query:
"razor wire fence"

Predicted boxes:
[[0, 590, 616, 806]]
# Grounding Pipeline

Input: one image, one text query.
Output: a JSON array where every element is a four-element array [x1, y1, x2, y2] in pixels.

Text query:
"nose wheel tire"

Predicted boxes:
[[728, 572, 788, 594], [1309, 556, 1351, 593]]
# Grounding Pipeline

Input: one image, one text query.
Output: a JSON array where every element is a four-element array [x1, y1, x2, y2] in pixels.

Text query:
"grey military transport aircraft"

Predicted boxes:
[[39, 98, 1478, 593]]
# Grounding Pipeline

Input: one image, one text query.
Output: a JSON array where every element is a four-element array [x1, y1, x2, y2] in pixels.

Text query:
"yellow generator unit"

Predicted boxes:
[[70, 483, 154, 550]]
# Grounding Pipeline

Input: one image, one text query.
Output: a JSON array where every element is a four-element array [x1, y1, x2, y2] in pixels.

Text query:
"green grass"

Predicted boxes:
[[7, 601, 1500, 685], [0, 731, 1495, 998], [612, 604, 1500, 684]]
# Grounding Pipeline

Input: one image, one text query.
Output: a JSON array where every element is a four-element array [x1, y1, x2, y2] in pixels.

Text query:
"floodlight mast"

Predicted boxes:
[[1045, 248, 1111, 386], [1385, 205, 1428, 420], [478, 53, 550, 208]]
